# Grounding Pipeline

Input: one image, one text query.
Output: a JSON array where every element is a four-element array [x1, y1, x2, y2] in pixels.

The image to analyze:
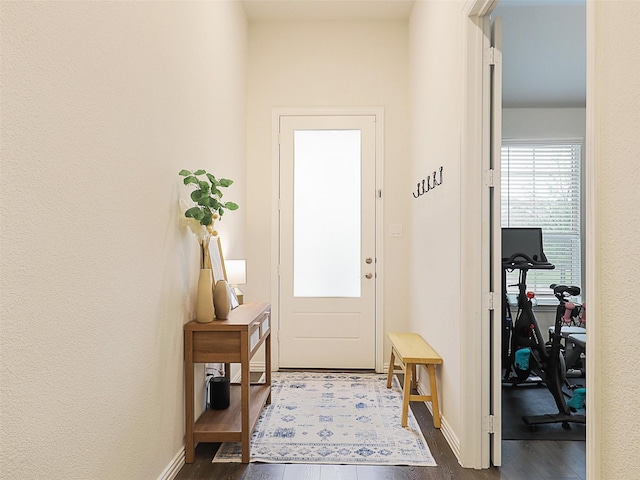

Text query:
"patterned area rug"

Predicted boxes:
[[212, 372, 436, 466]]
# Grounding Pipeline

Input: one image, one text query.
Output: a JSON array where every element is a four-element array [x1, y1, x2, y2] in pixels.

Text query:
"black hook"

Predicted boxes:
[[413, 166, 443, 199]]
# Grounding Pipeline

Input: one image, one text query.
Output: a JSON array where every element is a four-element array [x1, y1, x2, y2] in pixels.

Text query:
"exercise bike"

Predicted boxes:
[[502, 228, 586, 430]]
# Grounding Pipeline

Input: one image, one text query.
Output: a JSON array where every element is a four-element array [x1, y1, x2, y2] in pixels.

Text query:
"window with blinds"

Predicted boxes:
[[501, 142, 582, 300]]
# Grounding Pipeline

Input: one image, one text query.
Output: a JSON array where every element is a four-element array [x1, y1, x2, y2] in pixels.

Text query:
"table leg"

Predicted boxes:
[[241, 330, 250, 463], [266, 331, 272, 405], [184, 331, 195, 463]]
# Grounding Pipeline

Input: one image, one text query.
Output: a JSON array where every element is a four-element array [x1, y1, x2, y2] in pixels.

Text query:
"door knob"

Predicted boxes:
[[365, 257, 373, 264], [365, 272, 373, 279]]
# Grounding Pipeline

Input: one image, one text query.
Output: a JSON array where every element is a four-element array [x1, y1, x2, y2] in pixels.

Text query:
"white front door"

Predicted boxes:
[[278, 114, 378, 369]]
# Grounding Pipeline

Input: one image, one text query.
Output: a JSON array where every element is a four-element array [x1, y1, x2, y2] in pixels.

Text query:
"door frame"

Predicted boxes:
[[270, 106, 385, 373], [461, 0, 499, 469], [463, 0, 597, 475]]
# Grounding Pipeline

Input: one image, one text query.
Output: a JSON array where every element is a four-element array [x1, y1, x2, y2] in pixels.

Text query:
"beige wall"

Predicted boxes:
[[3, 1, 640, 477], [244, 19, 411, 364], [408, 0, 465, 447], [0, 2, 247, 478], [592, 0, 640, 476]]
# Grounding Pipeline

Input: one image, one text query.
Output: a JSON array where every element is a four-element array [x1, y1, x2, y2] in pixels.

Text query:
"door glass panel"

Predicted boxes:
[[293, 129, 361, 298]]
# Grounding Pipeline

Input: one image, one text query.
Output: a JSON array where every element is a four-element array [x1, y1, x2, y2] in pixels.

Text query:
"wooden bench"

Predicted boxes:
[[386, 332, 443, 428]]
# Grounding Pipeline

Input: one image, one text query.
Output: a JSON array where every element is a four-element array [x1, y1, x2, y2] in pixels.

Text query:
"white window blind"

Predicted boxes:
[[501, 143, 582, 300]]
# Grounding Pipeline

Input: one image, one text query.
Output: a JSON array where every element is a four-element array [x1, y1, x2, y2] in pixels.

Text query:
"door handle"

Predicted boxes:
[[364, 272, 373, 279], [365, 257, 373, 264]]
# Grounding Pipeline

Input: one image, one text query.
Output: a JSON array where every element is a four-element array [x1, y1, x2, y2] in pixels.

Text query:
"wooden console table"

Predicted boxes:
[[184, 302, 271, 463]]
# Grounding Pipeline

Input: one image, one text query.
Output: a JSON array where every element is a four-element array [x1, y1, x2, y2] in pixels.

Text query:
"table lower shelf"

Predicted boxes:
[[193, 383, 271, 443]]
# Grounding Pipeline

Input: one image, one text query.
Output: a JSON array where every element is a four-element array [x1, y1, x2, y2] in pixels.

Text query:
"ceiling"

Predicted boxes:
[[493, 0, 586, 108], [241, 0, 586, 108]]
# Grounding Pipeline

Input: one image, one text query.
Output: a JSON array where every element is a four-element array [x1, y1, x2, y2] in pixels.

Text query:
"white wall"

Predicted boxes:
[[245, 19, 411, 364], [409, 0, 465, 447], [591, 1, 640, 476], [0, 2, 247, 479]]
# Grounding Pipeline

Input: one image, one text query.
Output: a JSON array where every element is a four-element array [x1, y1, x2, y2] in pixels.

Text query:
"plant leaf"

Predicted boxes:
[[193, 209, 205, 221], [201, 213, 213, 226], [183, 176, 198, 186], [198, 181, 210, 194], [190, 190, 202, 202], [219, 178, 233, 187], [224, 201, 239, 210], [206, 173, 217, 184], [178, 169, 192, 176], [193, 169, 206, 176], [185, 206, 202, 219]]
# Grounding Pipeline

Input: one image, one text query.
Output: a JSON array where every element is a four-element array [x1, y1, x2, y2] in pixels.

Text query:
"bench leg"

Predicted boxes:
[[427, 364, 441, 429], [386, 349, 395, 389], [411, 364, 417, 390], [401, 362, 413, 427]]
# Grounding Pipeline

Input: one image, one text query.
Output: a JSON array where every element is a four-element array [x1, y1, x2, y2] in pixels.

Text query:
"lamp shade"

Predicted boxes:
[[225, 260, 246, 285]]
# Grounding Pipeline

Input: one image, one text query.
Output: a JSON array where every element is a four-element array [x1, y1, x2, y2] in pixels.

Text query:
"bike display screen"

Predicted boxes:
[[501, 227, 547, 264]]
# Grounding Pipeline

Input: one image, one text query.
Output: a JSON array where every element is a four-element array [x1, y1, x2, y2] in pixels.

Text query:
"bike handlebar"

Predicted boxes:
[[502, 253, 555, 270]]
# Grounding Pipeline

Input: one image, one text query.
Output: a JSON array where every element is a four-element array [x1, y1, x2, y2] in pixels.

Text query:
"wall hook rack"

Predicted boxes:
[[413, 166, 443, 199]]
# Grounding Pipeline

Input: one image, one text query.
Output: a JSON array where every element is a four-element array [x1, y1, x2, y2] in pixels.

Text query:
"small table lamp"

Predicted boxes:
[[225, 259, 247, 305]]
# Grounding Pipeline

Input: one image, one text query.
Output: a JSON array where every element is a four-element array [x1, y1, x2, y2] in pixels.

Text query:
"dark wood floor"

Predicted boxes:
[[174, 400, 586, 480]]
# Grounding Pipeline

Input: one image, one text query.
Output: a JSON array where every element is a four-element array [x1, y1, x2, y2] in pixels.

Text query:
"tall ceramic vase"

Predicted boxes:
[[195, 268, 215, 323], [213, 280, 231, 320]]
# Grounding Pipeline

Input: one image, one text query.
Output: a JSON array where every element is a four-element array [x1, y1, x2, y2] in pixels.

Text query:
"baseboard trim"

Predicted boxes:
[[383, 362, 461, 461], [250, 361, 266, 372], [416, 375, 462, 464], [157, 446, 185, 480]]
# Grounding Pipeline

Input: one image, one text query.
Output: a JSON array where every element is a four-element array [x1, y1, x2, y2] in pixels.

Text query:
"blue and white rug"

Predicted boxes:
[[212, 372, 436, 466]]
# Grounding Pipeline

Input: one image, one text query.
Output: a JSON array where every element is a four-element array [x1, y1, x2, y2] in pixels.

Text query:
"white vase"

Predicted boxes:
[[195, 269, 215, 323], [213, 280, 231, 320]]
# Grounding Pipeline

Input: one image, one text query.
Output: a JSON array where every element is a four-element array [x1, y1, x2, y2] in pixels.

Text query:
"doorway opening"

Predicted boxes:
[[493, 0, 587, 453], [271, 108, 385, 372]]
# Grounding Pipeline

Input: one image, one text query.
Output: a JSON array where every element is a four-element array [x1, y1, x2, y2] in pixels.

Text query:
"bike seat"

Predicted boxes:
[[551, 284, 580, 296]]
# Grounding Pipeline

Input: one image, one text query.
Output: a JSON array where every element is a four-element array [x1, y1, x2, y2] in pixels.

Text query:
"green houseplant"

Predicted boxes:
[[179, 169, 239, 268], [179, 169, 239, 227], [179, 169, 239, 322]]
